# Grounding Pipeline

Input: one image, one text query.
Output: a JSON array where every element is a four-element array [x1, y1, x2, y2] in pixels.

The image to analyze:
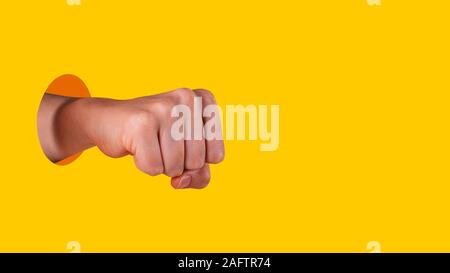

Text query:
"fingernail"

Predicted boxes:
[[177, 175, 191, 189]]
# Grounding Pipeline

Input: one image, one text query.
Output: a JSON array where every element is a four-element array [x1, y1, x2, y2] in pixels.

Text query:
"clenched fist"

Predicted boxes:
[[38, 88, 224, 189]]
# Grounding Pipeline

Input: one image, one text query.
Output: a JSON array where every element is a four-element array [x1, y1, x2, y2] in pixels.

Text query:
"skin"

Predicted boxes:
[[37, 88, 225, 189]]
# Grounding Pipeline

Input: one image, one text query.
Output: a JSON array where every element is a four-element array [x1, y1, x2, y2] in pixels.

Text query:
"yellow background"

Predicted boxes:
[[0, 0, 449, 252]]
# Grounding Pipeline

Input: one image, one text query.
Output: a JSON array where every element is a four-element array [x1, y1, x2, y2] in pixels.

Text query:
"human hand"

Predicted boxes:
[[38, 88, 224, 189]]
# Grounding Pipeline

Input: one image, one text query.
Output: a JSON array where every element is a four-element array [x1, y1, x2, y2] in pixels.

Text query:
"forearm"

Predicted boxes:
[[38, 93, 97, 162]]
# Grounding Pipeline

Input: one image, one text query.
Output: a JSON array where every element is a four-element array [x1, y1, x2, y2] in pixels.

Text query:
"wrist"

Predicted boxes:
[[65, 97, 110, 147], [70, 97, 123, 148], [53, 97, 99, 157]]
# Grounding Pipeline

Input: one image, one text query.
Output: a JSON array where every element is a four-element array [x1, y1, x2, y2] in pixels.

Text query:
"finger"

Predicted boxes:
[[193, 89, 225, 164], [133, 130, 164, 176], [160, 123, 185, 177], [176, 88, 206, 170], [171, 164, 211, 189], [184, 133, 206, 170]]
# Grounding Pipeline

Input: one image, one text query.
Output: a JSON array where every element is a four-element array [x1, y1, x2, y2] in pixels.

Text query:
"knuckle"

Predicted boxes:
[[136, 163, 163, 176], [195, 89, 216, 102], [164, 165, 184, 177], [147, 166, 164, 176], [174, 88, 195, 102], [126, 110, 153, 132], [208, 150, 225, 164], [151, 98, 174, 116]]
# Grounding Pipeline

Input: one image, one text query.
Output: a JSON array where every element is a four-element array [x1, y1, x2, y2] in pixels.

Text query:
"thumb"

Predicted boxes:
[[171, 164, 211, 189]]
